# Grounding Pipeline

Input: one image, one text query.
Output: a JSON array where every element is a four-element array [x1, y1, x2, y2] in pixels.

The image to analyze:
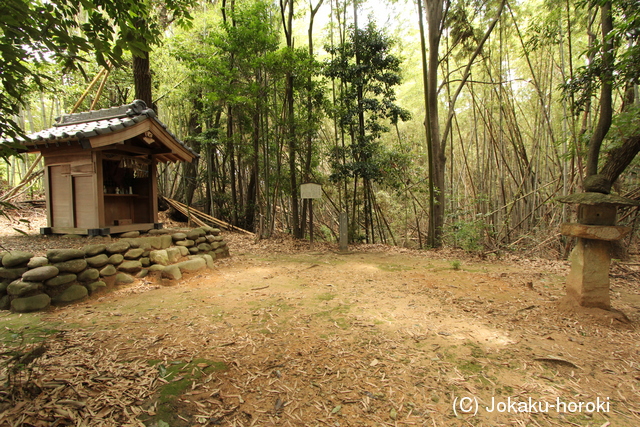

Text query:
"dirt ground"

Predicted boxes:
[[1, 211, 640, 426]]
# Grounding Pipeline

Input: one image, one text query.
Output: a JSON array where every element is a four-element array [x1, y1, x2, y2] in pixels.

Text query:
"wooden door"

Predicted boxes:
[[48, 165, 73, 227]]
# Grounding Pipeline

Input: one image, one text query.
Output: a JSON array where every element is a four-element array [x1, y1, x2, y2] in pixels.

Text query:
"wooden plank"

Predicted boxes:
[[50, 227, 90, 235], [88, 121, 151, 148], [95, 151, 106, 227], [148, 120, 196, 162], [106, 144, 153, 155], [73, 175, 98, 228], [44, 152, 92, 166], [150, 160, 158, 223], [44, 165, 52, 227], [49, 165, 73, 227]]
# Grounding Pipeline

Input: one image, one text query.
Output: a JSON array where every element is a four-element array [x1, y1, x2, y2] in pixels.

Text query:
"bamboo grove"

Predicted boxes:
[[1, 0, 639, 255]]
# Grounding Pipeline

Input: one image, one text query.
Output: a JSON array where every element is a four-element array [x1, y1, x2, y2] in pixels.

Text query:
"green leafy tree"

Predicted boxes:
[[324, 20, 410, 243], [563, 0, 640, 191], [0, 0, 192, 148]]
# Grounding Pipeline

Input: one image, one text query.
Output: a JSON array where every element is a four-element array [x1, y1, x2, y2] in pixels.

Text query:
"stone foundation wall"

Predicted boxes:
[[0, 227, 229, 313]]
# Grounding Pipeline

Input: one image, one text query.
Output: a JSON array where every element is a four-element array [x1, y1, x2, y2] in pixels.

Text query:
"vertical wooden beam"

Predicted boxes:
[[95, 151, 106, 227], [151, 157, 159, 223], [44, 166, 52, 227]]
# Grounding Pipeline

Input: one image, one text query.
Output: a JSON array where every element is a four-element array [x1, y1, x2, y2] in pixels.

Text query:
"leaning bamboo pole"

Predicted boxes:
[[163, 197, 254, 236]]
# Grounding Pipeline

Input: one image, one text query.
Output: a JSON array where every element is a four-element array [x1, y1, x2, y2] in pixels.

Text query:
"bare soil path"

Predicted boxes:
[[1, 233, 640, 427]]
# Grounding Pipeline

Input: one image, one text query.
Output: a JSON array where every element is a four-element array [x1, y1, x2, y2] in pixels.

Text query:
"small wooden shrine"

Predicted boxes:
[[12, 100, 197, 235]]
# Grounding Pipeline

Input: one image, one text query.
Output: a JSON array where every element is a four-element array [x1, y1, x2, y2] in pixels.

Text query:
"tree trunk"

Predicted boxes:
[[424, 0, 445, 247], [586, 1, 613, 178], [133, 51, 154, 109], [281, 0, 302, 238]]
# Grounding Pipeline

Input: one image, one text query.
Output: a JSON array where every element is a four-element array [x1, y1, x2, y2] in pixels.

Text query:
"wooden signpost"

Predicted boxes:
[[300, 183, 322, 246]]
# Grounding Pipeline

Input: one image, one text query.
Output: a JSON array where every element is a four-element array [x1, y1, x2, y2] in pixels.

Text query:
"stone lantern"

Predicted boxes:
[[558, 191, 639, 309]]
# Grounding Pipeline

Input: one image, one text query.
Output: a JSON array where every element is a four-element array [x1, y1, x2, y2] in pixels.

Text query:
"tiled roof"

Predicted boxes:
[[5, 100, 197, 160]]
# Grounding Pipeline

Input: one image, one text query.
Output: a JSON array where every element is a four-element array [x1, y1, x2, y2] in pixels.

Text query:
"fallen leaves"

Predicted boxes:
[[1, 330, 158, 427]]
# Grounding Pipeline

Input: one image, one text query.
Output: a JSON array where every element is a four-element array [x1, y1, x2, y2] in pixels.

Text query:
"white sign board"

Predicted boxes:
[[300, 183, 322, 199]]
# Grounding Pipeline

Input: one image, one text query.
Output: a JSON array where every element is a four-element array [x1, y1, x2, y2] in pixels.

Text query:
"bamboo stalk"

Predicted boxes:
[[70, 68, 106, 114], [90, 68, 111, 110], [163, 197, 254, 236]]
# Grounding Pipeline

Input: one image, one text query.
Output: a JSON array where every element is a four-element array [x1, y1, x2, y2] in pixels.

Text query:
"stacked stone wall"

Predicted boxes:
[[0, 227, 229, 313]]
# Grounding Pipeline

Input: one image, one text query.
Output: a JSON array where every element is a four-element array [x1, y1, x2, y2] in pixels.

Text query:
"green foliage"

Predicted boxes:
[[324, 20, 410, 184], [562, 0, 640, 114], [445, 215, 489, 252], [0, 0, 194, 142]]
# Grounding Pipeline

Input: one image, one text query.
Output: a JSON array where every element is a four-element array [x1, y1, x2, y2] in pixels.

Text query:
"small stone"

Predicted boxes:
[[78, 268, 100, 282], [100, 265, 117, 277], [115, 273, 135, 285], [7, 280, 43, 296], [189, 247, 199, 254], [200, 254, 215, 269], [27, 256, 49, 268], [140, 257, 151, 267], [160, 235, 172, 249], [149, 250, 169, 266], [201, 226, 215, 234], [178, 246, 189, 257], [45, 274, 77, 287], [175, 239, 195, 247], [195, 237, 207, 245], [22, 266, 59, 282], [149, 236, 162, 249], [198, 243, 212, 252], [187, 228, 206, 240], [213, 235, 224, 242], [54, 259, 87, 274], [121, 238, 141, 249], [211, 228, 221, 236], [0, 267, 28, 280], [176, 257, 207, 272], [2, 251, 34, 268], [148, 264, 165, 272], [166, 247, 181, 263], [148, 229, 170, 235], [211, 242, 220, 250], [584, 174, 612, 194], [0, 295, 10, 310], [124, 248, 145, 259], [0, 280, 9, 294], [136, 269, 149, 278], [206, 235, 216, 243], [118, 260, 142, 273], [108, 254, 124, 265], [172, 232, 187, 241], [106, 241, 130, 254], [86, 254, 109, 268], [52, 284, 88, 303], [86, 281, 107, 294], [47, 249, 85, 263], [12, 293, 51, 312], [83, 244, 106, 257], [162, 265, 182, 280], [120, 231, 140, 238]]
